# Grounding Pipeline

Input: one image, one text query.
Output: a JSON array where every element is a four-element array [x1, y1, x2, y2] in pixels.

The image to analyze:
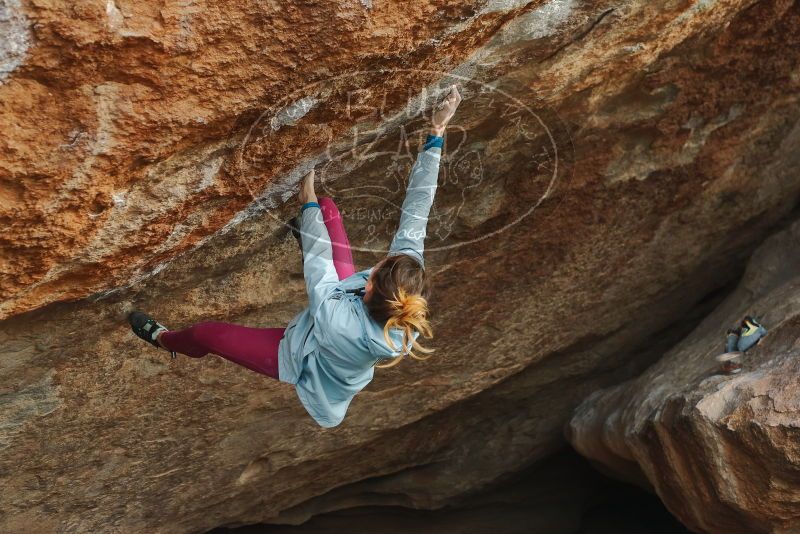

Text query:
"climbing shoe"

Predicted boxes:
[[725, 328, 740, 353], [128, 311, 177, 359], [737, 315, 767, 352], [288, 216, 303, 261]]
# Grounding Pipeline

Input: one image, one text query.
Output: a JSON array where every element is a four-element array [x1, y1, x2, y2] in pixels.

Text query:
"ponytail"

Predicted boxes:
[[377, 288, 433, 368], [364, 254, 433, 368]]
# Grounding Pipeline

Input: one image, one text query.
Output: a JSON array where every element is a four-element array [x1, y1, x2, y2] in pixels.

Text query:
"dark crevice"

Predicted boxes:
[[209, 449, 690, 534], [541, 8, 616, 63]]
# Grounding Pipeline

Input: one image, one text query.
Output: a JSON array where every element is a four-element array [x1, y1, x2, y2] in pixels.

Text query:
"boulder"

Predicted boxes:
[[1, 0, 800, 531], [568, 218, 800, 533]]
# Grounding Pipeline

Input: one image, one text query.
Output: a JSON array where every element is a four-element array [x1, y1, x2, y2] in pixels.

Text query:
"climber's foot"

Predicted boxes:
[[288, 216, 304, 274], [128, 311, 177, 359], [288, 216, 302, 250]]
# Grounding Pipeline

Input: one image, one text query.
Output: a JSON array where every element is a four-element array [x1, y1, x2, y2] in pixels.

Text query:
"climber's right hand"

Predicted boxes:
[[431, 84, 462, 136], [298, 169, 317, 205]]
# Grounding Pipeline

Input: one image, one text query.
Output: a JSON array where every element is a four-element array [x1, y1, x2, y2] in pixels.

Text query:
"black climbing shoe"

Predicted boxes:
[[737, 315, 767, 352], [128, 311, 177, 359], [288, 216, 304, 266]]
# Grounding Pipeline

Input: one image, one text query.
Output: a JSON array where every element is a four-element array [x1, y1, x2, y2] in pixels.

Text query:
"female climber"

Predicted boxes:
[[128, 84, 463, 428]]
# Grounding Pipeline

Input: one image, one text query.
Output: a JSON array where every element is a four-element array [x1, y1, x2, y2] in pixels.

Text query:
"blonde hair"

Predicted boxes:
[[378, 288, 434, 368], [364, 254, 433, 368]]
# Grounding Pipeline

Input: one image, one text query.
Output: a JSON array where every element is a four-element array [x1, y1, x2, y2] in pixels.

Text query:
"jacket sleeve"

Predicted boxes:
[[300, 205, 341, 314], [388, 144, 442, 267]]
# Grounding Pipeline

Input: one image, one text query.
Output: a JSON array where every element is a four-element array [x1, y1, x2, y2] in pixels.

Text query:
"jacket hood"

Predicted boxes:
[[359, 301, 417, 359], [340, 268, 419, 360]]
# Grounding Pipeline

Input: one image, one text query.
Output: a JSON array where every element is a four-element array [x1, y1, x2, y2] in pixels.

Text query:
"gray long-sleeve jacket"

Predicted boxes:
[[277, 145, 442, 427]]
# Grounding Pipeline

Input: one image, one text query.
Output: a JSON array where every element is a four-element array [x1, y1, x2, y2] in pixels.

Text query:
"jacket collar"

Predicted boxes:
[[359, 302, 415, 358], [342, 268, 410, 357]]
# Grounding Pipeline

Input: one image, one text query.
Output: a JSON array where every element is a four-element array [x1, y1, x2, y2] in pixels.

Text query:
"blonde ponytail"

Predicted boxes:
[[364, 254, 434, 369], [376, 289, 433, 368]]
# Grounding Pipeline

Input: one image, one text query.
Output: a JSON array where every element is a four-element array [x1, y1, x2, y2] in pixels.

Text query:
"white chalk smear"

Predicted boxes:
[[112, 192, 127, 207], [479, 0, 532, 15], [505, 0, 576, 41], [106, 0, 124, 30], [270, 96, 317, 131], [0, 0, 31, 84], [196, 155, 223, 192]]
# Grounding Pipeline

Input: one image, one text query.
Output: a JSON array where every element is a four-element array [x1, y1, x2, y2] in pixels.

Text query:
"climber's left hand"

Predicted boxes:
[[298, 169, 317, 205]]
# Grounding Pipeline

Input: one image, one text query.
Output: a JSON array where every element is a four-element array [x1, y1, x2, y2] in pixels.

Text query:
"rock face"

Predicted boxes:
[[567, 218, 800, 534], [212, 450, 691, 534], [1, 0, 800, 532]]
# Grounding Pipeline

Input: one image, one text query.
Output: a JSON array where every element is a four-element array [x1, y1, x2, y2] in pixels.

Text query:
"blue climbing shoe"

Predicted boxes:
[[128, 311, 177, 359], [725, 328, 740, 353], [737, 316, 767, 352]]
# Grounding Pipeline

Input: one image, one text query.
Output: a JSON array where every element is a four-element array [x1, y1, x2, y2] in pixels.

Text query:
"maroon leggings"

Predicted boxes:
[[159, 198, 355, 379]]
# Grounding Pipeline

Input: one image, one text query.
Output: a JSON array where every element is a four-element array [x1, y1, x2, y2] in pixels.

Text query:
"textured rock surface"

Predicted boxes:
[[2, 0, 800, 532], [568, 218, 800, 534], [211, 450, 691, 534]]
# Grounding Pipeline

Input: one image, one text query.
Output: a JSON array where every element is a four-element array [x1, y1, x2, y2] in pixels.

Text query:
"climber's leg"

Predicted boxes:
[[159, 321, 284, 379], [318, 197, 356, 280]]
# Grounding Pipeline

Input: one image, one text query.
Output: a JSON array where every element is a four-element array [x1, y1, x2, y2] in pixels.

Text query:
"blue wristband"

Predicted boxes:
[[301, 201, 320, 212], [423, 134, 444, 151]]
